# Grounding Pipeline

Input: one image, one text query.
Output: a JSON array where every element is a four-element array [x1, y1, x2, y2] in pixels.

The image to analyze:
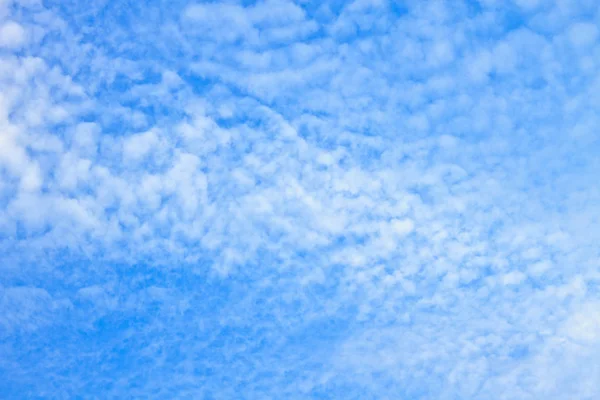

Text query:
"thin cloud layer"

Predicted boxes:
[[1, 0, 599, 398]]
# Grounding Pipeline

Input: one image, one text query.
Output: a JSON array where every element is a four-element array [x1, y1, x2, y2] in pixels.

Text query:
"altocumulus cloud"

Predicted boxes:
[[1, 0, 600, 398]]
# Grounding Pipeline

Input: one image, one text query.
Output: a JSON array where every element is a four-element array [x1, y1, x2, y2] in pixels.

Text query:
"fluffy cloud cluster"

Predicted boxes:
[[1, 0, 599, 398]]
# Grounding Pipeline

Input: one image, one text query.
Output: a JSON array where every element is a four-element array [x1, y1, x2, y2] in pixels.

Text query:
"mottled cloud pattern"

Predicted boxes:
[[1, 0, 600, 398]]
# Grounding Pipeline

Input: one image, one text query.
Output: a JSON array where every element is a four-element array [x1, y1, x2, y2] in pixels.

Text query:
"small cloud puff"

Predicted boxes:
[[0, 20, 26, 49]]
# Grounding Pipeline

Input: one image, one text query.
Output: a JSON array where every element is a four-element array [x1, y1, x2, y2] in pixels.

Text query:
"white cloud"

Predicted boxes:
[[567, 21, 599, 48], [563, 302, 600, 343], [0, 20, 26, 49], [390, 218, 415, 236], [19, 163, 42, 191], [502, 271, 527, 285], [514, 0, 542, 11], [2, 0, 600, 397], [122, 129, 161, 162], [528, 260, 553, 276]]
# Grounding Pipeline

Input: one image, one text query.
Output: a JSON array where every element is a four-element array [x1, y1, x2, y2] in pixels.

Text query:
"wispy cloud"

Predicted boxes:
[[1, 0, 599, 398]]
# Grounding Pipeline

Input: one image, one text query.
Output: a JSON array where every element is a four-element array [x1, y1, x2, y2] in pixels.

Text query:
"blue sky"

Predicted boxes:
[[1, 0, 600, 398]]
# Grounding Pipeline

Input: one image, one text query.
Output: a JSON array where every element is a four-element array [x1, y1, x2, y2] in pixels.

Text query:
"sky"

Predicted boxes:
[[1, 0, 600, 398]]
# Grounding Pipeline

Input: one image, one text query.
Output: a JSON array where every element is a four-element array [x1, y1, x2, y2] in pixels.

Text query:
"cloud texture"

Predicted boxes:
[[1, 0, 600, 398]]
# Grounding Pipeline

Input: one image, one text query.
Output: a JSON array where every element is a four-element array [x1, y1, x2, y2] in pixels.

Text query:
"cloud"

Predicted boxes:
[[1, 0, 600, 398], [568, 21, 599, 48], [122, 129, 161, 162], [182, 0, 313, 46], [0, 20, 26, 49]]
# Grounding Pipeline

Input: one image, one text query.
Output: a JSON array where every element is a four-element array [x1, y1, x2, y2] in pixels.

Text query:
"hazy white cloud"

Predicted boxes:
[[568, 21, 599, 48], [122, 129, 161, 162], [1, 0, 600, 398], [0, 20, 26, 49]]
